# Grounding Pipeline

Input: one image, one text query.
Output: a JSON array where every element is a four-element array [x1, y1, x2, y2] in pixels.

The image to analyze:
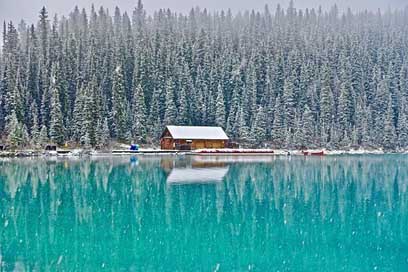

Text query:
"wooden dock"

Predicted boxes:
[[111, 150, 184, 155]]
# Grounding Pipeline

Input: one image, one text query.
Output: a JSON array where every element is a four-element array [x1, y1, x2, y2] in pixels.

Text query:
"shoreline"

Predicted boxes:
[[0, 148, 404, 158]]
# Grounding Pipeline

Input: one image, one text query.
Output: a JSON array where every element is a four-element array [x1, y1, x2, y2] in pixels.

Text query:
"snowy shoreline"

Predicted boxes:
[[0, 148, 404, 158]]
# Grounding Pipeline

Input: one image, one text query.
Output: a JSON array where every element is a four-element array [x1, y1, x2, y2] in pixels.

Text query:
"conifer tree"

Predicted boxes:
[[112, 66, 128, 140], [303, 104, 315, 148], [237, 108, 250, 144], [177, 86, 190, 125], [39, 125, 48, 145], [320, 67, 333, 145], [215, 84, 226, 128], [49, 68, 65, 145], [272, 97, 286, 147], [96, 117, 110, 148], [131, 84, 147, 142], [383, 102, 397, 150], [164, 80, 177, 125], [251, 106, 267, 146], [7, 111, 22, 147], [398, 103, 408, 149], [31, 113, 40, 146]]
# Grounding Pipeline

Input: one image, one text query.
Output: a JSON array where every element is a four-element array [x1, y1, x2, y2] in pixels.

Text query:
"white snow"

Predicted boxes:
[[193, 148, 276, 154], [165, 126, 229, 140]]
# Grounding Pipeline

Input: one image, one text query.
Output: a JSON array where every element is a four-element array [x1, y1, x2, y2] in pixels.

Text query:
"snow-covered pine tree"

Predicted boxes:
[[319, 65, 334, 146], [96, 117, 110, 148], [251, 106, 267, 146], [31, 112, 40, 146], [111, 65, 128, 141], [49, 66, 65, 145], [237, 107, 250, 144], [39, 125, 49, 146], [303, 104, 316, 148], [164, 79, 177, 125], [6, 111, 22, 147], [177, 86, 190, 126], [131, 83, 147, 143], [383, 101, 397, 151], [271, 97, 286, 147], [215, 84, 226, 128], [398, 102, 408, 149]]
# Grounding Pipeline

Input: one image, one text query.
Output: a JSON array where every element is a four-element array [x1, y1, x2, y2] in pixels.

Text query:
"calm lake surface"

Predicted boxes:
[[0, 155, 407, 271]]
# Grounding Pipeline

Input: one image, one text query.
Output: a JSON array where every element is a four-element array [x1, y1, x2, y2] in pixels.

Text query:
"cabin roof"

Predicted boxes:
[[164, 126, 229, 140]]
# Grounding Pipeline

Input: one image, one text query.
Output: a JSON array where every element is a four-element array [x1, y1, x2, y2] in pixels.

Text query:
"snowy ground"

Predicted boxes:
[[1, 147, 404, 158], [191, 148, 389, 156]]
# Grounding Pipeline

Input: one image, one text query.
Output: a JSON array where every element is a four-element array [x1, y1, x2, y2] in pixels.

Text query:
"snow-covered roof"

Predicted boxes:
[[167, 167, 229, 184], [165, 126, 229, 140]]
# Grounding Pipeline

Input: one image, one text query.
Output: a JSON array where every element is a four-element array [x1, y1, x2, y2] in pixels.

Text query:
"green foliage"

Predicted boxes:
[[6, 112, 23, 147]]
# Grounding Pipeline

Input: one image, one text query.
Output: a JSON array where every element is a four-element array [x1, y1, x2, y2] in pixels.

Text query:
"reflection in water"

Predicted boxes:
[[0, 156, 407, 271], [166, 167, 229, 184], [165, 157, 229, 184]]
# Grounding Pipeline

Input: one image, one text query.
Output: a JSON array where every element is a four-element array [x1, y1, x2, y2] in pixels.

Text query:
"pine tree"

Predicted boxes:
[[177, 86, 190, 125], [111, 66, 128, 140], [39, 125, 48, 145], [31, 113, 40, 146], [81, 132, 92, 149], [72, 86, 86, 142], [320, 67, 333, 145], [164, 80, 177, 125], [251, 106, 267, 146], [96, 117, 110, 148], [398, 103, 408, 149], [237, 107, 250, 144], [303, 104, 315, 148], [49, 67, 65, 145], [272, 97, 286, 147], [215, 84, 226, 128], [148, 88, 162, 140], [21, 125, 30, 147], [283, 76, 297, 133], [7, 111, 22, 147], [131, 84, 147, 143], [383, 102, 396, 151], [338, 81, 354, 138]]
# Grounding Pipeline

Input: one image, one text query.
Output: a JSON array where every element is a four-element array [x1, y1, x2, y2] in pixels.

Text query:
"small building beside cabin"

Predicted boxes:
[[44, 144, 57, 151], [160, 126, 229, 150]]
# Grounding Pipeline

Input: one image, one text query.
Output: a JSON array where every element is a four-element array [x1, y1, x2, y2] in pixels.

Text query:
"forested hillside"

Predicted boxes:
[[1, 1, 408, 149]]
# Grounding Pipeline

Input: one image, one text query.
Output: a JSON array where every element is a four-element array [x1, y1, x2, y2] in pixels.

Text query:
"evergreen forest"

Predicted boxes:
[[1, 1, 408, 150]]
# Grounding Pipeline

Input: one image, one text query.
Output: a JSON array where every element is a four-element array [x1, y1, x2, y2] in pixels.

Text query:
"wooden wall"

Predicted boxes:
[[160, 138, 227, 150]]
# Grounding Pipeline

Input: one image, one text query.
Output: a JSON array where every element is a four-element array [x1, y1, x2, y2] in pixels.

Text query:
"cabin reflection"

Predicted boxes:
[[162, 157, 229, 185]]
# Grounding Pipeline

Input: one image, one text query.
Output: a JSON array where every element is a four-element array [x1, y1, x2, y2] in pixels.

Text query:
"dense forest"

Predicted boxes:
[[1, 1, 408, 150]]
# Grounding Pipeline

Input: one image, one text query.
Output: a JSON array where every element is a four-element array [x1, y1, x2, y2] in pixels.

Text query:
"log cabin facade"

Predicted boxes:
[[160, 126, 229, 150]]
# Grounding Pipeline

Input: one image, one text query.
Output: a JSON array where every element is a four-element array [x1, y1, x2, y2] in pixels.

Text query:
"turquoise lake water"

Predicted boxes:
[[0, 155, 407, 271]]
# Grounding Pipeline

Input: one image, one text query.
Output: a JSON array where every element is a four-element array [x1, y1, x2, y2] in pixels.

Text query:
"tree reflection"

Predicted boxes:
[[0, 156, 407, 271]]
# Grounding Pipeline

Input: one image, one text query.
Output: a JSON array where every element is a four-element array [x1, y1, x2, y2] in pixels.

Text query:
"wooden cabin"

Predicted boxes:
[[160, 126, 229, 150]]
